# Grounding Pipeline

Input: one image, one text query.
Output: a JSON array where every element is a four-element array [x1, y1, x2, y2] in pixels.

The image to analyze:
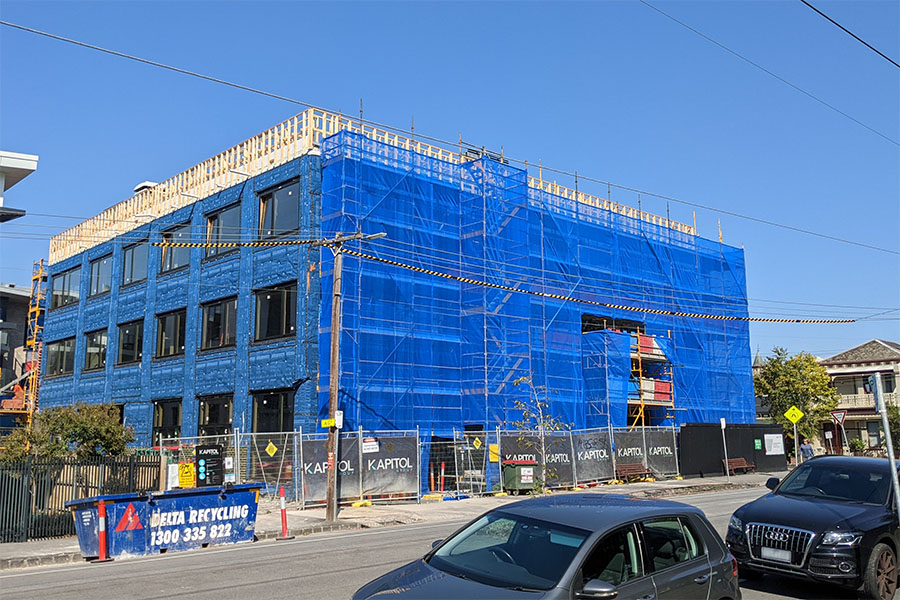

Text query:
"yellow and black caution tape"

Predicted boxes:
[[339, 248, 855, 324], [154, 239, 319, 249]]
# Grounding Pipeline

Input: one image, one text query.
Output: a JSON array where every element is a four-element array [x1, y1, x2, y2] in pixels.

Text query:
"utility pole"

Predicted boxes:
[[321, 231, 386, 522], [872, 374, 900, 516]]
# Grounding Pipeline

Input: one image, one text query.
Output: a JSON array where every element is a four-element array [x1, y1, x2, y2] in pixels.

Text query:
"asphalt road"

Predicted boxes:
[[0, 488, 862, 600]]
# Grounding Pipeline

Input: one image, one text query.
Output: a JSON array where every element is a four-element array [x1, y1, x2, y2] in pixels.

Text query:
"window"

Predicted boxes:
[[198, 395, 233, 437], [205, 204, 242, 257], [117, 320, 144, 365], [258, 182, 299, 238], [160, 224, 192, 273], [642, 518, 704, 572], [152, 399, 182, 446], [122, 242, 149, 286], [253, 391, 293, 433], [84, 329, 108, 371], [50, 267, 81, 309], [46, 338, 76, 376], [254, 283, 296, 341], [156, 310, 186, 357], [201, 297, 237, 349], [88, 255, 112, 297], [581, 524, 643, 587]]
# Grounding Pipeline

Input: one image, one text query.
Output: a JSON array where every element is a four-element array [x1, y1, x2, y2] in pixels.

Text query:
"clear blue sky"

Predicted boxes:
[[1, 0, 897, 359]]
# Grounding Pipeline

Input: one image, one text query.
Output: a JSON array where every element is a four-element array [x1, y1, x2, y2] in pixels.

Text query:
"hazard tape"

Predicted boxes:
[[154, 239, 319, 248]]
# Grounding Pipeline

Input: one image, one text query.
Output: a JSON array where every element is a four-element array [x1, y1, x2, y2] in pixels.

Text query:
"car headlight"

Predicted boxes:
[[728, 515, 743, 532], [821, 531, 863, 546]]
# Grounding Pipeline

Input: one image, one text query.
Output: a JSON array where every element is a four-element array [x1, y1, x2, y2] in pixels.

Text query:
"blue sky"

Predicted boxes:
[[1, 0, 897, 359]]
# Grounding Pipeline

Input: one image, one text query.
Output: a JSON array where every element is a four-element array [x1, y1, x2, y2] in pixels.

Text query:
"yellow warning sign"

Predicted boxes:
[[488, 444, 500, 463], [265, 441, 278, 457], [321, 418, 335, 428], [784, 405, 805, 424], [472, 437, 482, 450], [178, 462, 195, 488]]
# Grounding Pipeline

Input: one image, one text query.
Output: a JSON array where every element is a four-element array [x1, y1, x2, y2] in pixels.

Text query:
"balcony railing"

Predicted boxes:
[[837, 393, 898, 410]]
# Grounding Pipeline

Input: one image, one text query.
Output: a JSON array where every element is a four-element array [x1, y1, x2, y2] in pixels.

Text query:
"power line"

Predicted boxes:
[[1, 20, 898, 256], [638, 0, 899, 146], [799, 0, 900, 69]]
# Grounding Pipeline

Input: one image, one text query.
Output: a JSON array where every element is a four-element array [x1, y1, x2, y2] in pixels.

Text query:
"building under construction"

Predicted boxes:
[[40, 109, 754, 446]]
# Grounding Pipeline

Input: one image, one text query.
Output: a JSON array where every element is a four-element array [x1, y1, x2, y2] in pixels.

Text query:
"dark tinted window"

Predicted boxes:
[[429, 511, 589, 591], [122, 243, 148, 286], [582, 524, 643, 587], [206, 204, 242, 257], [84, 329, 108, 371], [254, 284, 296, 340], [198, 395, 232, 437], [160, 224, 192, 272], [258, 182, 299, 238], [253, 391, 293, 433], [779, 461, 891, 504], [642, 518, 703, 572], [89, 255, 112, 296], [153, 399, 182, 445], [51, 267, 81, 309], [201, 297, 237, 349], [46, 338, 76, 376], [156, 310, 186, 357], [117, 320, 144, 365]]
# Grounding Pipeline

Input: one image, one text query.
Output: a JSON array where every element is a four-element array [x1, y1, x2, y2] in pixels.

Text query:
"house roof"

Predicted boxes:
[[820, 339, 900, 366]]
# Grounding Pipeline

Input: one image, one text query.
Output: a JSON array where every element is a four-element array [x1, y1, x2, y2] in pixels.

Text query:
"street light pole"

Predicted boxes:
[[321, 231, 386, 522]]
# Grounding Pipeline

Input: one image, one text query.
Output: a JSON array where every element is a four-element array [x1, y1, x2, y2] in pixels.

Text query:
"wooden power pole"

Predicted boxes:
[[322, 231, 385, 522]]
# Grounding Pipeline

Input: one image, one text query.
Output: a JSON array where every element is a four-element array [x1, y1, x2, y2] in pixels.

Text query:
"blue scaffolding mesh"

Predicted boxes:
[[318, 131, 754, 435]]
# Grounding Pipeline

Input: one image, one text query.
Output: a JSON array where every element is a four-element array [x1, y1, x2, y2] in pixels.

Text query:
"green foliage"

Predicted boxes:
[[849, 438, 867, 452], [508, 376, 572, 490], [886, 405, 900, 454], [754, 347, 839, 443], [0, 403, 134, 462]]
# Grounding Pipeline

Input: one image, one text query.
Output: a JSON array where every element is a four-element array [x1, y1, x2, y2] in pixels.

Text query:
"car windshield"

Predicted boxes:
[[428, 511, 590, 591], [778, 461, 892, 504]]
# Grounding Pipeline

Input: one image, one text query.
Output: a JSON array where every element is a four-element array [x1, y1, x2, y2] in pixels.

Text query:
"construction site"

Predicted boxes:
[[27, 108, 754, 447]]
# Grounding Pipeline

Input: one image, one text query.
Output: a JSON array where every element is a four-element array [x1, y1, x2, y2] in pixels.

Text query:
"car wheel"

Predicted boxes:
[[863, 543, 898, 600]]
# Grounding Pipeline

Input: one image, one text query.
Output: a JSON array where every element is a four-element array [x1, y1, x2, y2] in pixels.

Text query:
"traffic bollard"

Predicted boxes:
[[93, 500, 113, 563], [440, 462, 445, 492], [276, 485, 295, 541]]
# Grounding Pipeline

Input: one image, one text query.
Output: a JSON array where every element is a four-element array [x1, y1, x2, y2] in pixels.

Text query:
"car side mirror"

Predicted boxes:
[[576, 579, 618, 600], [766, 477, 779, 491], [431, 539, 443, 549]]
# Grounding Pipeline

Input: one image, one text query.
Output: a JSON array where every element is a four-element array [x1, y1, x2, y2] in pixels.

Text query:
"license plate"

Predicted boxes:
[[760, 547, 792, 562]]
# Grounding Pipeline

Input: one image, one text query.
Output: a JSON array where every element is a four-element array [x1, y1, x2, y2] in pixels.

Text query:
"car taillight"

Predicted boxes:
[[730, 554, 738, 577]]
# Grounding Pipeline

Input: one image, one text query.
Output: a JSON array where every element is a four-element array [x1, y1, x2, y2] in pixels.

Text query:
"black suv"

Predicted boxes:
[[727, 455, 899, 600]]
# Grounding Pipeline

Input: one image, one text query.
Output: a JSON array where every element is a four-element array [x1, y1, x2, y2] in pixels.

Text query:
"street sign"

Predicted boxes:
[[831, 410, 847, 425], [825, 431, 833, 440], [265, 441, 278, 457], [321, 418, 335, 428], [784, 405, 804, 424]]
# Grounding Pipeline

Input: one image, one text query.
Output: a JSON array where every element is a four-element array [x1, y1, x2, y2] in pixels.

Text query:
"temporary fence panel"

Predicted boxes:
[[162, 433, 240, 489], [499, 433, 574, 488], [360, 434, 418, 497], [571, 429, 615, 483], [644, 428, 679, 475], [299, 433, 360, 504]]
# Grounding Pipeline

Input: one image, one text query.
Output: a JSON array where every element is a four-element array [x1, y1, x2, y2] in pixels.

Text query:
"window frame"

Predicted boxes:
[[116, 319, 144, 366], [152, 399, 182, 446], [252, 390, 294, 434], [122, 241, 149, 287], [577, 522, 646, 589], [253, 282, 297, 342], [638, 515, 707, 575], [50, 267, 81, 310], [205, 203, 242, 258], [83, 328, 109, 371], [45, 337, 76, 377], [159, 223, 192, 274], [200, 296, 238, 350], [155, 309, 187, 358], [197, 394, 233, 437], [257, 180, 300, 239], [88, 254, 113, 297]]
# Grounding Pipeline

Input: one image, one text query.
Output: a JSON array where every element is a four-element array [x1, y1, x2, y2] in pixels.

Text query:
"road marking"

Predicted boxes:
[[0, 520, 468, 580]]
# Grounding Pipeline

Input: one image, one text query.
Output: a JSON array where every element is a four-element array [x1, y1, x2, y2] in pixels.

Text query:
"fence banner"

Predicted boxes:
[[613, 430, 646, 467], [571, 430, 614, 482], [361, 435, 418, 496], [500, 433, 574, 487], [644, 429, 678, 475], [300, 436, 360, 503]]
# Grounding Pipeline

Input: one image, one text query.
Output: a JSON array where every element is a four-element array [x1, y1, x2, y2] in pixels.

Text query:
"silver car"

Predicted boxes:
[[353, 494, 740, 599]]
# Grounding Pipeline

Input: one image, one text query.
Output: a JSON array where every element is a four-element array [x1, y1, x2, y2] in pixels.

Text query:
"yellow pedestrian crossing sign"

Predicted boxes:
[[784, 405, 804, 424], [265, 441, 278, 457]]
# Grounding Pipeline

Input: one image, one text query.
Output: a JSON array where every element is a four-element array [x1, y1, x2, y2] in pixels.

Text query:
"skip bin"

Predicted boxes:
[[502, 460, 538, 493], [65, 483, 262, 560]]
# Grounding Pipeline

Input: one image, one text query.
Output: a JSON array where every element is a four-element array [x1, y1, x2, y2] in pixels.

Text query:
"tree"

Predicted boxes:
[[0, 403, 134, 462], [754, 347, 839, 447], [509, 376, 571, 490]]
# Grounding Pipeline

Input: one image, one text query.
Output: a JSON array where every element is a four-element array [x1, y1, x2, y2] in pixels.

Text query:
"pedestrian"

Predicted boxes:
[[800, 438, 815, 462]]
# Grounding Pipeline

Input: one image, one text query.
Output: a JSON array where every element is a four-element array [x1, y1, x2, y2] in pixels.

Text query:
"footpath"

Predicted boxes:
[[0, 470, 785, 571]]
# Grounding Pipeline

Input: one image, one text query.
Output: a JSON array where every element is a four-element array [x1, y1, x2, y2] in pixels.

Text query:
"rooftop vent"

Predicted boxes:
[[133, 181, 158, 194]]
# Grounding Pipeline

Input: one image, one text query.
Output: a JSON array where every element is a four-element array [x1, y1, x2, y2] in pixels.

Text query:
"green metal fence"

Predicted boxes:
[[0, 455, 162, 543]]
